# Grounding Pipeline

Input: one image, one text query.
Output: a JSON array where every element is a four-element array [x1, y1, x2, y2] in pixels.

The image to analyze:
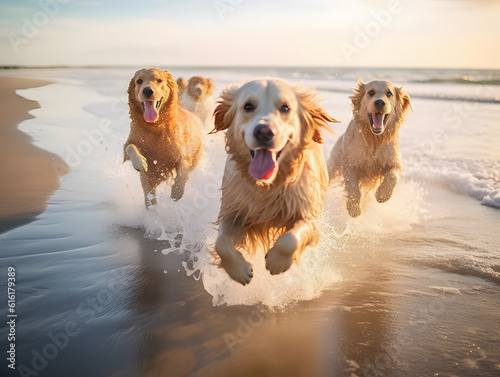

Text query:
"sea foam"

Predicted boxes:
[[100, 121, 429, 308], [404, 156, 500, 208]]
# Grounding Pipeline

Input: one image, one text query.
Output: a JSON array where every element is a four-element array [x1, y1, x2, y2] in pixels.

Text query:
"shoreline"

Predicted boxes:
[[0, 77, 69, 233]]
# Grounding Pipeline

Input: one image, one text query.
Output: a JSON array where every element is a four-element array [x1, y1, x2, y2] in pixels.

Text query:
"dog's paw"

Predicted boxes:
[[375, 186, 393, 203], [170, 188, 184, 202], [171, 177, 187, 202], [347, 199, 361, 217], [145, 194, 157, 208], [265, 233, 297, 275], [131, 154, 148, 172], [220, 253, 253, 285]]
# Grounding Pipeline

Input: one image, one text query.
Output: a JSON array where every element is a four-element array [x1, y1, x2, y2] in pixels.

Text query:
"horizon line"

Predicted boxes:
[[1, 64, 500, 72]]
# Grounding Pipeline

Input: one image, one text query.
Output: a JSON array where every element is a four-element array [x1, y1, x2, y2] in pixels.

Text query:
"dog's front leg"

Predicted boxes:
[[171, 162, 190, 201], [125, 144, 148, 172], [265, 219, 317, 275], [344, 168, 361, 217], [139, 173, 157, 207], [125, 144, 156, 207], [215, 217, 253, 285], [375, 169, 398, 203]]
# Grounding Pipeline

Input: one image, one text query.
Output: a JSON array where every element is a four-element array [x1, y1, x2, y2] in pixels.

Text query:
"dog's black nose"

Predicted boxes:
[[254, 124, 274, 144], [142, 87, 154, 98], [374, 99, 385, 108]]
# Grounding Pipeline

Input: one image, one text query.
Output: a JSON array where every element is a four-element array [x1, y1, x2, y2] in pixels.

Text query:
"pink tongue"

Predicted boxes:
[[372, 113, 384, 129], [144, 101, 158, 123], [249, 149, 277, 180]]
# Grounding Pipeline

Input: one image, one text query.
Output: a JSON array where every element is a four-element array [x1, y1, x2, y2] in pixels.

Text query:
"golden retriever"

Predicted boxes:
[[179, 76, 215, 128], [327, 79, 411, 217], [210, 78, 338, 285], [124, 68, 202, 207]]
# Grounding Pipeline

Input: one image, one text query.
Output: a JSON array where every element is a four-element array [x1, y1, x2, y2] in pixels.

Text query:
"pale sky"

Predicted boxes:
[[1, 0, 499, 69]]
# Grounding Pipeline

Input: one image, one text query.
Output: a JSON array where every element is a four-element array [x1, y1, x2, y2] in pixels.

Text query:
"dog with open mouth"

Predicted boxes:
[[124, 68, 202, 207], [210, 78, 338, 285], [327, 79, 411, 217]]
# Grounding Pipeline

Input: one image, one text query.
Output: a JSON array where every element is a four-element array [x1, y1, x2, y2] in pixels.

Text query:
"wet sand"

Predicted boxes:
[[0, 77, 69, 233]]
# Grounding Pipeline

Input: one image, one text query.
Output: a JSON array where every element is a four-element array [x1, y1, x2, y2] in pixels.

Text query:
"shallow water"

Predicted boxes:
[[1, 67, 499, 377]]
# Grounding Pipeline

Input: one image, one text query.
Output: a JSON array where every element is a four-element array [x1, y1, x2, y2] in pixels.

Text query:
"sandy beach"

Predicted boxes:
[[0, 67, 499, 377], [0, 77, 69, 233]]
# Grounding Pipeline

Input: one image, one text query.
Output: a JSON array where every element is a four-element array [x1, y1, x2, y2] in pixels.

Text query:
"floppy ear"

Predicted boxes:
[[350, 77, 365, 110], [310, 105, 339, 143], [127, 69, 145, 111], [162, 70, 178, 101], [211, 101, 231, 133], [210, 83, 240, 134], [206, 78, 214, 95], [397, 86, 412, 118], [298, 90, 339, 144], [162, 70, 175, 84], [127, 69, 142, 97]]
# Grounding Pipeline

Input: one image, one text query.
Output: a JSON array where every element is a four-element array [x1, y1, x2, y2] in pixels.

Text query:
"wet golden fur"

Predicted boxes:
[[176, 77, 187, 99], [186, 76, 214, 100], [124, 68, 202, 206], [328, 79, 411, 217], [211, 79, 338, 284], [180, 76, 215, 128]]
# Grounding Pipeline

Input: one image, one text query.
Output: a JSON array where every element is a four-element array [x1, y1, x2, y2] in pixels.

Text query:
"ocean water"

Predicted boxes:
[[0, 66, 499, 377]]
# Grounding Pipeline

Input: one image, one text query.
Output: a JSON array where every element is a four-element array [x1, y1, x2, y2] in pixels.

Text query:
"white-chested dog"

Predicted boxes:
[[210, 78, 338, 285]]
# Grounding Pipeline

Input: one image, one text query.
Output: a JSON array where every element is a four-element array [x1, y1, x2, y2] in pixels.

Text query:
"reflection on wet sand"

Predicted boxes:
[[0, 77, 69, 233], [111, 227, 401, 377], [337, 265, 396, 377]]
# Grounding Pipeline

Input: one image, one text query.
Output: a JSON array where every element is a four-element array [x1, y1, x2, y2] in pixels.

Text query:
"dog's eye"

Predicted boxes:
[[157, 79, 162, 83], [280, 104, 290, 113], [244, 103, 255, 112], [368, 90, 375, 97], [386, 91, 393, 97], [137, 79, 143, 84]]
